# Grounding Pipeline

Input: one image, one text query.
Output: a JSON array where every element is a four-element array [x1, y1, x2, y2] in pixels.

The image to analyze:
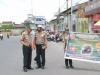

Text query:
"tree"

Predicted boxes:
[[1, 25, 14, 31]]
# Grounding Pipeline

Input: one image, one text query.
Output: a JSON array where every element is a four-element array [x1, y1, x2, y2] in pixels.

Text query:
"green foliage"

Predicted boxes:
[[0, 24, 14, 31]]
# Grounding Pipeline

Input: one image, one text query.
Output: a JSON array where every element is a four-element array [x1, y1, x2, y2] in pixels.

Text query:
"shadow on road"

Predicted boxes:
[[73, 67, 100, 72]]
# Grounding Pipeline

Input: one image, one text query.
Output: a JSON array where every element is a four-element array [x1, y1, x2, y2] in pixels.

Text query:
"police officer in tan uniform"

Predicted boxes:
[[33, 25, 47, 69], [20, 25, 33, 72]]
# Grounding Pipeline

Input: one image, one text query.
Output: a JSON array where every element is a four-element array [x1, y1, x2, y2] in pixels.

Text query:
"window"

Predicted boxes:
[[36, 18, 42, 21]]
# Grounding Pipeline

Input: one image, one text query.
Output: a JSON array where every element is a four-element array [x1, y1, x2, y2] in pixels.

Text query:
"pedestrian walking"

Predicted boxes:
[[63, 29, 74, 69], [20, 25, 33, 72], [7, 33, 9, 39], [0, 31, 3, 40], [32, 25, 48, 69]]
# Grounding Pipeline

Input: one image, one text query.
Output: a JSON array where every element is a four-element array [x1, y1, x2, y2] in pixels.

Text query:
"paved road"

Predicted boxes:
[[0, 36, 100, 75]]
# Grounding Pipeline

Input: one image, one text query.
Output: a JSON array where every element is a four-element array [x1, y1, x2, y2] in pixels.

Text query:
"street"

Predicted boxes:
[[0, 36, 100, 75]]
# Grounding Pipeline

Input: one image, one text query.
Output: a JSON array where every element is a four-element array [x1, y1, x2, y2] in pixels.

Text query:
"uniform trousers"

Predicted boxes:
[[36, 44, 45, 67], [22, 45, 32, 68]]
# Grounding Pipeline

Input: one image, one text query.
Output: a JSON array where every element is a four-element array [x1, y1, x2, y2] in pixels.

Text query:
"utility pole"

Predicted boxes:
[[57, 0, 60, 33], [66, 0, 72, 32], [71, 0, 73, 32], [66, 0, 69, 30]]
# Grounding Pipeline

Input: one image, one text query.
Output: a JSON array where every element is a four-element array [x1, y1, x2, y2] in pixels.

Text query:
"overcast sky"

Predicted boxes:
[[0, 0, 88, 24]]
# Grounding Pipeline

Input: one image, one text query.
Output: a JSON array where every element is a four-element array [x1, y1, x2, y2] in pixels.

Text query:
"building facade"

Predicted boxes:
[[49, 19, 58, 33], [77, 2, 89, 33], [85, 0, 100, 33]]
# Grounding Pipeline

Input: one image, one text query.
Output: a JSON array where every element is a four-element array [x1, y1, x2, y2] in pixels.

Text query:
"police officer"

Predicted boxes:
[[33, 25, 47, 69], [63, 29, 74, 69], [20, 25, 33, 72]]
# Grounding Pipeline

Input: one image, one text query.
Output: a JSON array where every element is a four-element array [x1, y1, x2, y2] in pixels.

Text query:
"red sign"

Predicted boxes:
[[93, 14, 100, 21]]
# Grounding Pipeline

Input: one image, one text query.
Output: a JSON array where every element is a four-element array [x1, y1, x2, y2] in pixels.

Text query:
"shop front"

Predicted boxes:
[[92, 14, 100, 33], [85, 1, 100, 33]]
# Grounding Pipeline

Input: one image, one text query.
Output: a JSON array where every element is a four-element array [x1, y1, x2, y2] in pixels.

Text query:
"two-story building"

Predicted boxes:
[[49, 18, 58, 33], [57, 1, 89, 33]]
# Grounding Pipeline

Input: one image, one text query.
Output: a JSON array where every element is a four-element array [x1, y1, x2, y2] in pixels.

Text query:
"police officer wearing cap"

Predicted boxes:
[[33, 25, 47, 69], [20, 24, 33, 72]]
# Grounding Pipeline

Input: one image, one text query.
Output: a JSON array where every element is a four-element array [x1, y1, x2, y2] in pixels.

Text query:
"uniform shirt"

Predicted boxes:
[[35, 31, 47, 45], [21, 31, 32, 46]]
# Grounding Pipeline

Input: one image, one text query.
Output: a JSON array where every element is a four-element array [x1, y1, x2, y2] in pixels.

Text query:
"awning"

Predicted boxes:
[[94, 20, 100, 26], [92, 20, 100, 30]]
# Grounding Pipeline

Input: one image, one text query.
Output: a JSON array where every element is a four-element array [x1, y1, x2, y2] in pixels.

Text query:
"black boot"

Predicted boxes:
[[27, 67, 34, 70], [70, 65, 74, 69], [23, 67, 27, 72]]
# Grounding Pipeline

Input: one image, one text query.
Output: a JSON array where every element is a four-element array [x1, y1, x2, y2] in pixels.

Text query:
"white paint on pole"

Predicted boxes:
[[71, 0, 73, 32]]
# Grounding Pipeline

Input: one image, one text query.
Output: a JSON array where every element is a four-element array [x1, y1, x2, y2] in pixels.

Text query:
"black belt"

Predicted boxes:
[[36, 44, 44, 45]]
